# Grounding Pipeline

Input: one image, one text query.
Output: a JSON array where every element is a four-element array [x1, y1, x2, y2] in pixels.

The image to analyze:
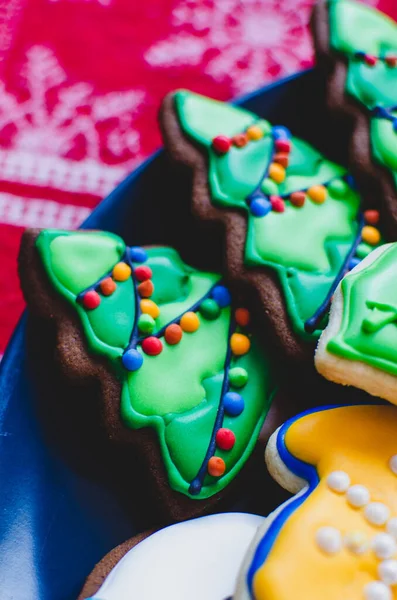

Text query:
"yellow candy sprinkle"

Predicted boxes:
[[268, 162, 286, 184], [246, 125, 263, 141], [362, 225, 381, 246], [180, 311, 200, 333], [140, 299, 160, 319], [230, 333, 251, 356], [307, 185, 327, 204], [112, 262, 131, 281]]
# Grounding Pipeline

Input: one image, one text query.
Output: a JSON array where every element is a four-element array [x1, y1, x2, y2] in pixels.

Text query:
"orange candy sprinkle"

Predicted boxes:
[[207, 456, 226, 477], [180, 312, 200, 333], [235, 308, 250, 327], [138, 280, 154, 298], [140, 299, 160, 319], [364, 209, 380, 225], [307, 185, 327, 204], [165, 323, 183, 345], [100, 277, 117, 296], [362, 225, 381, 246], [230, 333, 251, 356], [112, 262, 131, 281], [246, 125, 264, 140], [268, 162, 286, 184]]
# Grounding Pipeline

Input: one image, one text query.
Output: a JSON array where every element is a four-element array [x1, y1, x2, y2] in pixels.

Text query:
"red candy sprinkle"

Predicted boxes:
[[100, 277, 116, 296], [275, 139, 291, 153], [364, 209, 380, 225], [216, 428, 236, 451], [235, 307, 250, 327], [364, 54, 377, 67], [270, 196, 285, 212], [141, 336, 163, 356], [134, 265, 152, 282], [274, 152, 289, 168], [212, 135, 231, 154], [138, 280, 154, 298], [290, 191, 306, 207], [232, 133, 248, 148], [165, 323, 183, 345], [82, 290, 101, 310], [386, 56, 397, 67]]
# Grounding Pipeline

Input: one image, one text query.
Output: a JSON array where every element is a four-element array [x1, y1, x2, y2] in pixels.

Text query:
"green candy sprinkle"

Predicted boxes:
[[328, 178, 349, 198], [229, 367, 248, 388], [138, 313, 156, 334], [261, 178, 279, 196], [199, 298, 221, 320], [356, 242, 374, 260]]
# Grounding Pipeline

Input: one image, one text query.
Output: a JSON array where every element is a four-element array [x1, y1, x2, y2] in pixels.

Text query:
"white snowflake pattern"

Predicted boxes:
[[0, 46, 145, 196], [145, 0, 315, 94]]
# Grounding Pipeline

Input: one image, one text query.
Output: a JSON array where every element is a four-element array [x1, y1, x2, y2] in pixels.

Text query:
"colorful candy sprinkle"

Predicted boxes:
[[230, 333, 250, 355], [130, 246, 148, 263], [122, 348, 144, 371], [270, 196, 285, 213], [211, 285, 231, 308], [229, 367, 248, 388], [138, 280, 154, 298], [275, 139, 291, 153], [386, 55, 397, 67], [199, 298, 221, 320], [250, 197, 272, 217], [140, 299, 160, 319], [364, 209, 380, 225], [216, 428, 236, 451], [261, 178, 279, 196], [348, 257, 360, 271], [308, 185, 327, 204], [134, 265, 152, 282], [138, 314, 155, 334], [113, 262, 131, 282], [290, 191, 305, 207], [246, 125, 264, 140], [207, 456, 226, 477], [362, 225, 381, 246], [82, 290, 101, 310], [164, 323, 183, 345], [232, 133, 248, 148], [364, 54, 377, 67], [180, 311, 200, 332], [269, 162, 286, 184], [274, 152, 289, 168], [328, 179, 349, 198], [223, 391, 244, 416], [141, 336, 163, 356], [212, 135, 231, 154], [272, 125, 291, 140], [100, 277, 116, 296], [235, 307, 250, 327]]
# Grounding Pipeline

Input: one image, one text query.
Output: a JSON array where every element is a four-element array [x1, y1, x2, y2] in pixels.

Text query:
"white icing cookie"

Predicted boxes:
[[87, 512, 264, 600]]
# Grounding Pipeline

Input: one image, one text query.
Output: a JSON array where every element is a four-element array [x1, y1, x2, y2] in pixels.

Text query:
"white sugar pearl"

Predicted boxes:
[[364, 581, 392, 600], [389, 455, 397, 475], [315, 526, 342, 554], [344, 531, 368, 555], [347, 484, 370, 508], [327, 471, 351, 493], [372, 534, 397, 560], [365, 503, 391, 526], [387, 518, 397, 539], [379, 560, 397, 586]]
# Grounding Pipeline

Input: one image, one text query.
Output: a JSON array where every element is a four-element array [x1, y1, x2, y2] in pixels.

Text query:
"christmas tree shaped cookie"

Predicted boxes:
[[316, 242, 397, 404], [312, 0, 397, 232], [161, 90, 384, 360], [19, 229, 276, 520], [234, 404, 397, 600]]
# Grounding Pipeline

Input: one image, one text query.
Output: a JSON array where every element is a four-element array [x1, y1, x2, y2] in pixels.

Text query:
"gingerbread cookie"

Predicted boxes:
[[235, 403, 397, 600], [19, 229, 276, 520], [316, 242, 397, 404], [79, 512, 264, 600], [160, 90, 384, 362], [312, 0, 397, 237]]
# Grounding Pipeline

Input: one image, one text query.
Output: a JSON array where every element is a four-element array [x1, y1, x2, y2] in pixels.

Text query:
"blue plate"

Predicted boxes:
[[0, 69, 347, 600]]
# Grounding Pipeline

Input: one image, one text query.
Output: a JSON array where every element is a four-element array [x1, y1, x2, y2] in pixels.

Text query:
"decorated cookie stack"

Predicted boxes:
[[16, 1, 397, 599]]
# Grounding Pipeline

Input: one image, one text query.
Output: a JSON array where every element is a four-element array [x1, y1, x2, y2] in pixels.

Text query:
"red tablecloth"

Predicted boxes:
[[0, 0, 395, 356]]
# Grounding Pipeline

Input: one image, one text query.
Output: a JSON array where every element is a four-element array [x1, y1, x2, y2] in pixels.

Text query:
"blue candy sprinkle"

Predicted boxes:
[[130, 246, 148, 263], [348, 257, 361, 271], [122, 348, 144, 371], [211, 285, 231, 308], [189, 479, 202, 495], [393, 119, 397, 133], [272, 125, 291, 140], [250, 197, 272, 217], [223, 391, 244, 416], [345, 174, 357, 190]]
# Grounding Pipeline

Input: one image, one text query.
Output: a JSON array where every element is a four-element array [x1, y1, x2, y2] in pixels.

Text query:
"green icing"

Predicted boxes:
[[175, 90, 362, 339], [329, 0, 397, 181], [327, 243, 397, 376], [36, 229, 275, 500]]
